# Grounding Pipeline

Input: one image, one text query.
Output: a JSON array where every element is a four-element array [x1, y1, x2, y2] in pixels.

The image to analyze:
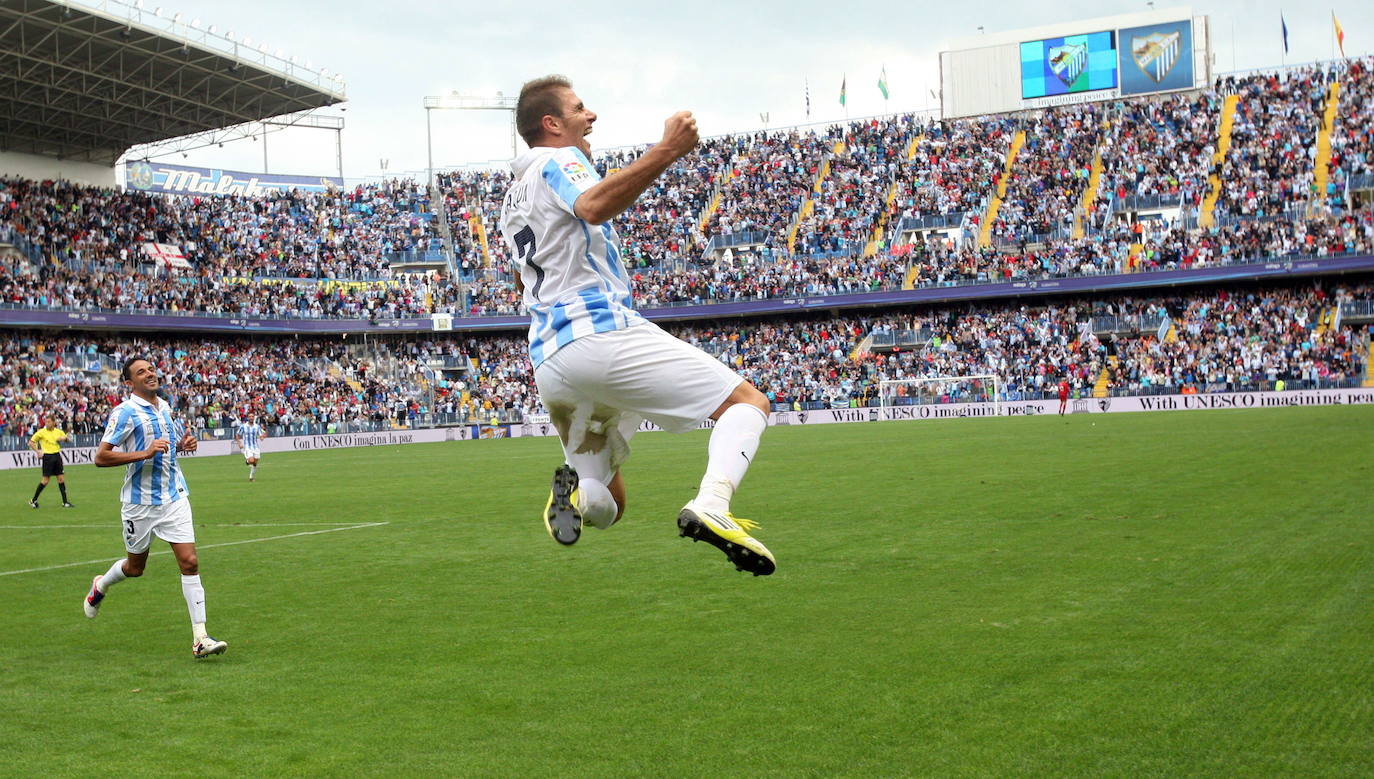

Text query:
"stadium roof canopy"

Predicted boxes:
[[0, 0, 346, 165]]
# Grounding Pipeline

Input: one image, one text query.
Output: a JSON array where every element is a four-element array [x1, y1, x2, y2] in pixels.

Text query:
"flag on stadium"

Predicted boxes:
[[1281, 13, 1289, 54], [142, 242, 190, 269], [839, 75, 847, 107], [1333, 11, 1345, 57], [805, 78, 811, 118], [878, 66, 889, 99]]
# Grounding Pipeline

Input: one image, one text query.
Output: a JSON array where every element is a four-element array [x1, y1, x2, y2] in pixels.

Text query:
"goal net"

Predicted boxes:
[[878, 375, 1002, 416]]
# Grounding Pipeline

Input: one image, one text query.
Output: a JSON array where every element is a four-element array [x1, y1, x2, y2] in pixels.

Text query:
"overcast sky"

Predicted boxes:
[[118, 0, 1374, 180]]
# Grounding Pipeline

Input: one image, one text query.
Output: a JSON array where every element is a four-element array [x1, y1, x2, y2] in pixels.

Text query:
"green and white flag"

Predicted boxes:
[[839, 75, 847, 106], [878, 66, 889, 99]]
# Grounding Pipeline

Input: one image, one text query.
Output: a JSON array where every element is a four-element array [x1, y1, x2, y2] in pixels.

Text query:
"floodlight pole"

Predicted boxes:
[[422, 93, 519, 184]]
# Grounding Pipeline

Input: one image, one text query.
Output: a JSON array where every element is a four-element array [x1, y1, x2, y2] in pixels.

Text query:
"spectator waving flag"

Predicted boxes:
[[878, 66, 889, 99], [839, 75, 846, 107], [1333, 11, 1345, 57]]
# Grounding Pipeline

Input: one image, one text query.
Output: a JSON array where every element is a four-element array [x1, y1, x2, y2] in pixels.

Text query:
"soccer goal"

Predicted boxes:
[[878, 375, 1002, 416]]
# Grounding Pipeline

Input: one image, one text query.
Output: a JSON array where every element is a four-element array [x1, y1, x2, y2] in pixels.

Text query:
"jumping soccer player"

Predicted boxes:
[[84, 356, 228, 659], [499, 75, 776, 575], [29, 416, 74, 508], [235, 414, 265, 481]]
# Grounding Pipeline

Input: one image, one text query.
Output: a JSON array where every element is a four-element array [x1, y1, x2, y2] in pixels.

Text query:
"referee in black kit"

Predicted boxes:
[[29, 416, 74, 508]]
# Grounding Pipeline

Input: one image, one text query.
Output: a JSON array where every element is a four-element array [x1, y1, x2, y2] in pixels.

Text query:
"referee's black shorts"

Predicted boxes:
[[41, 452, 64, 477]]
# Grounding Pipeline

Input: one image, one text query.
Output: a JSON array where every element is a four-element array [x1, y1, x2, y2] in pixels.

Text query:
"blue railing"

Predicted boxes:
[[0, 225, 42, 262], [895, 213, 967, 232], [1112, 193, 1187, 212], [705, 231, 771, 253], [1347, 173, 1374, 192], [1091, 314, 1168, 334], [387, 249, 450, 265]]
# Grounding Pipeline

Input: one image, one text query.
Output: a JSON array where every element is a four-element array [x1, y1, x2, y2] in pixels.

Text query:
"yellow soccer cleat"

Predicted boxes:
[[544, 464, 582, 546], [677, 503, 776, 576]]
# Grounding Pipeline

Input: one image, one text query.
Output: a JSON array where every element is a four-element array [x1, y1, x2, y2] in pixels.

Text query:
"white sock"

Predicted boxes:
[[181, 574, 207, 630], [576, 477, 618, 529], [98, 559, 128, 592], [248, 465, 256, 479], [695, 403, 768, 513]]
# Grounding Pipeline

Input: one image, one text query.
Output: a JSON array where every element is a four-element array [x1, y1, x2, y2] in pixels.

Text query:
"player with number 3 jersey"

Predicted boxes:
[[83, 356, 229, 659]]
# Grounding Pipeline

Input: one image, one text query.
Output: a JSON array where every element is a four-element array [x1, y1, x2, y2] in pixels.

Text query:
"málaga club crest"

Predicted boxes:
[[1048, 42, 1089, 87], [1132, 31, 1182, 82]]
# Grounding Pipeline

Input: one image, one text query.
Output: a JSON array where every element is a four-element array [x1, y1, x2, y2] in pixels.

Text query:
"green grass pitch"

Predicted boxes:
[[2, 406, 1371, 776]]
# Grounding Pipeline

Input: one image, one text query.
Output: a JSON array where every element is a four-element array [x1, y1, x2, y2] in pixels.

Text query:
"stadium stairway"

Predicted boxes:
[[849, 334, 874, 361], [902, 265, 919, 290], [1199, 94, 1241, 229], [866, 134, 924, 258], [470, 213, 491, 266], [1364, 340, 1374, 388], [696, 160, 735, 234], [1312, 82, 1342, 213], [978, 129, 1026, 249], [1073, 125, 1109, 240], [788, 141, 842, 254], [906, 134, 921, 160], [1093, 356, 1118, 398], [1315, 306, 1336, 336], [429, 182, 458, 267]]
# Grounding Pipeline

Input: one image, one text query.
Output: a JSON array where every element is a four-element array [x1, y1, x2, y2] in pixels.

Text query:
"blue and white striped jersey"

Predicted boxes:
[[237, 422, 263, 449], [100, 394, 190, 506], [500, 145, 646, 368]]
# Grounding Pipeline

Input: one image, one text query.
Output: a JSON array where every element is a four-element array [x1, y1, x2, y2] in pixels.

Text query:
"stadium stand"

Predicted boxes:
[[3, 280, 1369, 452], [2, 25, 1374, 452]]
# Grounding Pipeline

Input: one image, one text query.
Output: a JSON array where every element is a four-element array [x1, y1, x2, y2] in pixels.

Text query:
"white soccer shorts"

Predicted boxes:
[[242, 448, 260, 461], [120, 498, 195, 554], [533, 322, 743, 482]]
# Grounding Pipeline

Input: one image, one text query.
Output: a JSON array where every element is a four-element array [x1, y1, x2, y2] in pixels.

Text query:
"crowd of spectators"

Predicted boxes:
[[705, 128, 836, 249], [891, 117, 1014, 226], [2, 281, 1367, 448], [1097, 91, 1217, 217], [792, 116, 913, 257], [1326, 56, 1374, 211], [1, 60, 1372, 327], [1213, 66, 1326, 220], [991, 103, 1106, 242], [1, 176, 437, 280]]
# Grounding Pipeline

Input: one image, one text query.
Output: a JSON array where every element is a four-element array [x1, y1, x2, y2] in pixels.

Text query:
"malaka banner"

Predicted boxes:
[[125, 161, 343, 197]]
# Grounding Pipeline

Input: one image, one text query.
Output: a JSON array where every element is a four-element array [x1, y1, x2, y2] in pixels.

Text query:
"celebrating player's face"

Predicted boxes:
[[124, 360, 160, 395], [556, 88, 596, 158]]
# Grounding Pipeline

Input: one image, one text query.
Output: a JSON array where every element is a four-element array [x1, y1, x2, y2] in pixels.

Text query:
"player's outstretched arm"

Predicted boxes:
[[573, 111, 699, 225]]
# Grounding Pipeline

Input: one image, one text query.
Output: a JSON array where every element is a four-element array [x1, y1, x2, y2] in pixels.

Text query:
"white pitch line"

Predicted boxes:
[[0, 522, 389, 577]]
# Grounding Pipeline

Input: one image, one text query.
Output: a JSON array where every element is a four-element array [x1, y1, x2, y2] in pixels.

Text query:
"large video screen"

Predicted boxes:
[[1118, 20, 1194, 95], [1020, 30, 1118, 99]]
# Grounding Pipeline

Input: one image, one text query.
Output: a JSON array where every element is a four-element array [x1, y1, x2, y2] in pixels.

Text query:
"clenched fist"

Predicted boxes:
[[660, 111, 699, 160]]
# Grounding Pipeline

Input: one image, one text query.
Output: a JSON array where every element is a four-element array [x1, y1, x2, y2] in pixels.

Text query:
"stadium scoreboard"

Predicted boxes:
[[940, 6, 1210, 118]]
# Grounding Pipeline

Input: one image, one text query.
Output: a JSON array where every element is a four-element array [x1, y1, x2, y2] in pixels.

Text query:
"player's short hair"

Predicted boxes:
[[516, 75, 573, 147], [120, 355, 151, 381]]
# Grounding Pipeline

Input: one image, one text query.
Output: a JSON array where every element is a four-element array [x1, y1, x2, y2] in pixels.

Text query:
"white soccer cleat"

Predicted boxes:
[[83, 575, 105, 619], [192, 636, 228, 658]]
